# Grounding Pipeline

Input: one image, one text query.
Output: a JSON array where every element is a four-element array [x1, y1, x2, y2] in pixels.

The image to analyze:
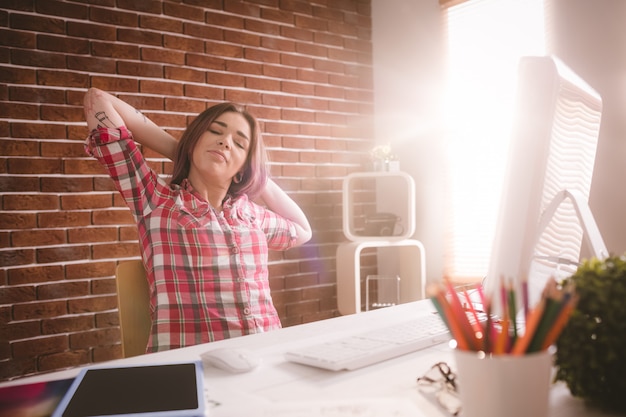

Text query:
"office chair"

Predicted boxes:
[[115, 259, 151, 358]]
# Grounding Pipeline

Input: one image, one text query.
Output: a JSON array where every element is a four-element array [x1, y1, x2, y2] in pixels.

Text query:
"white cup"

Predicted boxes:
[[453, 349, 552, 417]]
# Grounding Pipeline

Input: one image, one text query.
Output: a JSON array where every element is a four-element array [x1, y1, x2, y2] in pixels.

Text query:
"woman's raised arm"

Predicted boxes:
[[259, 179, 312, 247], [83, 88, 178, 159]]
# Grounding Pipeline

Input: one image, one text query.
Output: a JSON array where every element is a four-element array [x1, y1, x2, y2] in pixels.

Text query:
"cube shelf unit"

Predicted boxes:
[[336, 171, 426, 315]]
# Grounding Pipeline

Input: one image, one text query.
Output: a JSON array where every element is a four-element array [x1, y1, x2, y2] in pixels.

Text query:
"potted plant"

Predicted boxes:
[[554, 254, 626, 413], [369, 143, 399, 172]]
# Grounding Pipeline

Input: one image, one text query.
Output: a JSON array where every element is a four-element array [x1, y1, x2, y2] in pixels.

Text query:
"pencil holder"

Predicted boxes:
[[453, 349, 552, 417]]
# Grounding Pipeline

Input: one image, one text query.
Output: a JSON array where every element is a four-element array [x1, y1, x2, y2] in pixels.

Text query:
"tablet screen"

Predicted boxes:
[[53, 362, 204, 417]]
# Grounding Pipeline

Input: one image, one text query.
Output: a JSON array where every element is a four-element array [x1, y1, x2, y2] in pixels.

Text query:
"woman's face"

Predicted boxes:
[[189, 111, 252, 186]]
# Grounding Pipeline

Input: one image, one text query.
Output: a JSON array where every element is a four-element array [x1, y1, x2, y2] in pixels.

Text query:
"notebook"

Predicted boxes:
[[52, 361, 205, 417]]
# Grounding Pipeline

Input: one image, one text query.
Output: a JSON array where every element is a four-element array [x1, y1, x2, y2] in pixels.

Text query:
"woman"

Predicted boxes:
[[83, 88, 312, 352]]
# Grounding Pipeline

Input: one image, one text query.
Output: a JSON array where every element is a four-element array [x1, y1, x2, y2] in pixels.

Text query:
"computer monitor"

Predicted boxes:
[[483, 55, 608, 313]]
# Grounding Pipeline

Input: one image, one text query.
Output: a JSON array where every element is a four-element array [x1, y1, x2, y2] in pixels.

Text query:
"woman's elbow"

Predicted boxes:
[[294, 226, 312, 247]]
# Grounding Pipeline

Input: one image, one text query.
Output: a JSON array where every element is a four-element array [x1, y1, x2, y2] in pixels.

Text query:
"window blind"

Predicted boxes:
[[441, 0, 547, 283]]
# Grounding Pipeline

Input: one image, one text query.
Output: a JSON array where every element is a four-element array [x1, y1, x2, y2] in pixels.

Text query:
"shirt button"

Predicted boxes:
[[231, 247, 239, 254], [243, 307, 251, 315]]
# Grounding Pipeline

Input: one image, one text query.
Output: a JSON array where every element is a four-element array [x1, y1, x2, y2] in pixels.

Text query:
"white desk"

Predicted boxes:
[[1, 299, 620, 417]]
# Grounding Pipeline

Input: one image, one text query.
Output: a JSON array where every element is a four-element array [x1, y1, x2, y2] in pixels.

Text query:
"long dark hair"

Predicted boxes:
[[170, 102, 268, 199]]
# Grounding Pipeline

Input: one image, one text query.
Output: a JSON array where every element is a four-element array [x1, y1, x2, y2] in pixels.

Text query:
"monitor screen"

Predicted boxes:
[[484, 55, 607, 313]]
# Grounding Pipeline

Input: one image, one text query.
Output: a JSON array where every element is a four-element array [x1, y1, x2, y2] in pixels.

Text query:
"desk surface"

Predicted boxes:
[[1, 299, 619, 417]]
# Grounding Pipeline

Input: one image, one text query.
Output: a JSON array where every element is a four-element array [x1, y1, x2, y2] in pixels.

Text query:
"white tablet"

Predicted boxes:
[[52, 361, 205, 417]]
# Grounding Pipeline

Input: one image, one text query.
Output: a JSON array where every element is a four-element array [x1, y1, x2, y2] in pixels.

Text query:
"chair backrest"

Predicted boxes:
[[115, 259, 151, 358]]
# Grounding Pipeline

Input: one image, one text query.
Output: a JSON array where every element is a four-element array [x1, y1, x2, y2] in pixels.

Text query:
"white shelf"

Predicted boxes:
[[342, 171, 415, 242], [337, 171, 426, 315], [336, 240, 426, 315]]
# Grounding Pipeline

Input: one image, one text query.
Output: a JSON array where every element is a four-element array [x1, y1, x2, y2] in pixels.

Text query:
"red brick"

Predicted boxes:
[[12, 300, 67, 321], [61, 194, 112, 210], [0, 249, 36, 267], [40, 177, 92, 193], [38, 349, 90, 372], [223, 30, 261, 47], [117, 28, 162, 46], [246, 76, 280, 92], [9, 86, 66, 104], [5, 320, 42, 341], [39, 281, 90, 301], [68, 296, 117, 316], [245, 19, 280, 36], [163, 2, 204, 22], [35, 0, 89, 19], [95, 311, 119, 328], [315, 84, 345, 99], [8, 265, 64, 285], [0, 102, 38, 119], [42, 104, 83, 122], [184, 84, 224, 100], [10, 13, 65, 34], [92, 277, 117, 295], [119, 225, 139, 241], [37, 245, 90, 264], [11, 229, 66, 247], [163, 34, 204, 53], [37, 69, 89, 88], [11, 49, 66, 69], [63, 158, 104, 176], [140, 79, 183, 96], [92, 209, 135, 225], [37, 211, 91, 228], [92, 241, 141, 260], [0, 208, 37, 227], [0, 65, 36, 84], [90, 41, 138, 59], [0, 177, 39, 193], [184, 53, 226, 71], [261, 36, 295, 53], [68, 227, 117, 244], [65, 261, 116, 280], [7, 158, 61, 175], [0, 28, 35, 48], [0, 285, 36, 304], [37, 34, 89, 54], [0, 139, 39, 156], [89, 6, 137, 27], [114, 61, 163, 78], [117, 0, 162, 14], [0, 357, 37, 381], [281, 80, 315, 96], [182, 22, 223, 41], [313, 58, 344, 73], [140, 14, 184, 33], [202, 70, 243, 88], [206, 11, 243, 30], [141, 47, 185, 65], [67, 21, 114, 40], [260, 8, 293, 24], [223, 1, 261, 18], [92, 343, 123, 363], [12, 334, 69, 359], [163, 66, 205, 83]]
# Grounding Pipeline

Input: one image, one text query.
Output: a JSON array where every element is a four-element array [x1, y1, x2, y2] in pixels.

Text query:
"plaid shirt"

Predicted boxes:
[[85, 127, 296, 352]]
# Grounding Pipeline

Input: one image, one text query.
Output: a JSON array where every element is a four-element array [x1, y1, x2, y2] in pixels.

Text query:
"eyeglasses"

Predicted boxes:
[[417, 362, 461, 416]]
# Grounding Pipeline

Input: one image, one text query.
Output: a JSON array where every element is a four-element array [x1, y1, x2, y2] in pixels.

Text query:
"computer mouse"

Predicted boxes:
[[200, 348, 261, 373]]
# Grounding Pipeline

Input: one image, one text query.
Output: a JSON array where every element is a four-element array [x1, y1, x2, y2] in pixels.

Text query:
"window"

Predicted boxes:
[[442, 0, 547, 282]]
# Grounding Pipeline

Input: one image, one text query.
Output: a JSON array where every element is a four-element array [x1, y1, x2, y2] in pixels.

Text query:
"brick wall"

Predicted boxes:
[[0, 0, 375, 381]]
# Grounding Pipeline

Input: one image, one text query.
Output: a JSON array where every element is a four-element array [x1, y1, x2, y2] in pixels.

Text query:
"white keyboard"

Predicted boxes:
[[284, 314, 452, 371]]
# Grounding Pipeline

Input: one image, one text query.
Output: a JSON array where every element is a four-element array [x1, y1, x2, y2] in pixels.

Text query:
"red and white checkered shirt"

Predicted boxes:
[[85, 127, 296, 352]]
